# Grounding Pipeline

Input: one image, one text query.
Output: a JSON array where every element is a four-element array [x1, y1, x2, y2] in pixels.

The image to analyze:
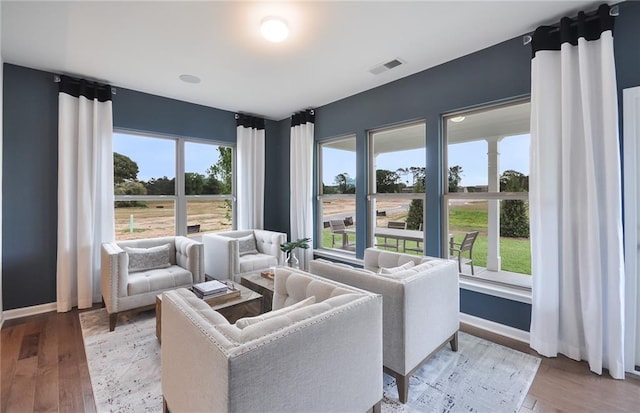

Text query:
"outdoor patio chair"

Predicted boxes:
[[449, 231, 479, 275], [376, 221, 406, 251], [404, 223, 423, 255], [330, 219, 353, 249]]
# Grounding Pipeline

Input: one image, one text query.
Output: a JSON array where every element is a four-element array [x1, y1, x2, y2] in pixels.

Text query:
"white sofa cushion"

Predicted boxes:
[[273, 268, 354, 310], [128, 265, 193, 295], [235, 295, 316, 329], [379, 260, 415, 274], [238, 253, 279, 273], [124, 243, 172, 273]]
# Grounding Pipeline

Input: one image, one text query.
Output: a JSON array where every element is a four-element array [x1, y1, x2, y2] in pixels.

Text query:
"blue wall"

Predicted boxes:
[[2, 64, 58, 310]]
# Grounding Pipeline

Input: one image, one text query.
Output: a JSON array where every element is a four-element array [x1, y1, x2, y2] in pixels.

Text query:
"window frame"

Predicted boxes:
[[113, 129, 236, 239], [316, 134, 358, 254], [367, 120, 426, 250], [442, 98, 531, 289]]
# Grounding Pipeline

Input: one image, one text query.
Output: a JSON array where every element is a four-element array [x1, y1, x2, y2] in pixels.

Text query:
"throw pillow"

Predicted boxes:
[[124, 243, 171, 273], [235, 296, 316, 329], [379, 260, 415, 274], [237, 234, 258, 256]]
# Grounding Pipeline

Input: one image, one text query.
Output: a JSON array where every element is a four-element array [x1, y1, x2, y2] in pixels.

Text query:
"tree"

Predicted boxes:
[[376, 169, 402, 193], [185, 172, 205, 195], [404, 167, 426, 230], [334, 172, 355, 194], [114, 181, 147, 207], [448, 165, 463, 192], [208, 147, 232, 194], [113, 152, 139, 184], [499, 170, 529, 238], [144, 176, 175, 195]]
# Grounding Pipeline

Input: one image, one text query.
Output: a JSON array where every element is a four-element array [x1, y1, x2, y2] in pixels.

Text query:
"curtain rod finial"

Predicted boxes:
[[523, 35, 532, 45]]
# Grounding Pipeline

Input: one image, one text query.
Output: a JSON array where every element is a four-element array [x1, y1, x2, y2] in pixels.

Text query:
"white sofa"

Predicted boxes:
[[309, 247, 459, 403], [202, 229, 286, 282], [101, 236, 204, 331], [161, 267, 383, 413]]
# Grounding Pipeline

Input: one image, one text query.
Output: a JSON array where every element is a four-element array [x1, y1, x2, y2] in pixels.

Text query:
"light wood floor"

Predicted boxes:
[[2, 310, 640, 412]]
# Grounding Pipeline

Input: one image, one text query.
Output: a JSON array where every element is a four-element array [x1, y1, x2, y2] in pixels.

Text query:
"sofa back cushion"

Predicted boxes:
[[272, 268, 354, 310], [363, 248, 427, 272]]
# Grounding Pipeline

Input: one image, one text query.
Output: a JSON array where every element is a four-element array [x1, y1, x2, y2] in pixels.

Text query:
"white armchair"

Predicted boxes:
[[101, 236, 204, 331], [161, 268, 383, 413], [202, 229, 286, 282], [309, 248, 459, 403]]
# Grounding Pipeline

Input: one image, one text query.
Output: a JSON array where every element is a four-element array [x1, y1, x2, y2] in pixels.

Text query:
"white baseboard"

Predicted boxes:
[[2, 302, 57, 321], [460, 312, 530, 344]]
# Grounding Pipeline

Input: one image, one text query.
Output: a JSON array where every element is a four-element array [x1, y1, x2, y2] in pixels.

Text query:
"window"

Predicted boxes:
[[317, 136, 357, 253], [113, 132, 234, 240], [369, 122, 426, 253], [444, 99, 531, 288]]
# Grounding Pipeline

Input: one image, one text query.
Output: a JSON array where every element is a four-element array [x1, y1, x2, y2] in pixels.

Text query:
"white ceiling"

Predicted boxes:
[[2, 0, 602, 121]]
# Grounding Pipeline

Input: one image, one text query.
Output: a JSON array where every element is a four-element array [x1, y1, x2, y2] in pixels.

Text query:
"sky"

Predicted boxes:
[[115, 131, 530, 188], [113, 133, 222, 182]]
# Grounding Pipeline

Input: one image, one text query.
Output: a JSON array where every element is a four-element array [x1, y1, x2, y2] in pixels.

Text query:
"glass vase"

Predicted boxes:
[[286, 252, 299, 269]]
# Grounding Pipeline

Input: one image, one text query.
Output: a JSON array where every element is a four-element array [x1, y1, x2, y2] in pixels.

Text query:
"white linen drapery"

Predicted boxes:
[[290, 110, 315, 270], [57, 76, 114, 312], [529, 4, 625, 379], [236, 114, 265, 230]]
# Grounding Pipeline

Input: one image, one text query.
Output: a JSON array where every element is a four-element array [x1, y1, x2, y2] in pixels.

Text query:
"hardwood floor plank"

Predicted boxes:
[[4, 356, 38, 413], [34, 315, 59, 413], [18, 332, 41, 360], [57, 312, 83, 413], [1, 324, 25, 413], [74, 311, 96, 413]]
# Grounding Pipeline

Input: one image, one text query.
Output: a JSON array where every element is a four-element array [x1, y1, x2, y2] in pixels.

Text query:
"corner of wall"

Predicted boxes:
[[1, 3, 5, 324]]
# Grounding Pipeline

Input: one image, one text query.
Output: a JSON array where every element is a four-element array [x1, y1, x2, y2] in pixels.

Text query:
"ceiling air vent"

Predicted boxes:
[[369, 58, 405, 75]]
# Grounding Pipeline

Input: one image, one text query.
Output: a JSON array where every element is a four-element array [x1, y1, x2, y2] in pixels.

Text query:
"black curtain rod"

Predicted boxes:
[[523, 4, 618, 45], [53, 75, 116, 95]]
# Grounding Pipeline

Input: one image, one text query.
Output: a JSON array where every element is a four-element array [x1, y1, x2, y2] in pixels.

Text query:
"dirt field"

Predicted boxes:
[[115, 199, 232, 240]]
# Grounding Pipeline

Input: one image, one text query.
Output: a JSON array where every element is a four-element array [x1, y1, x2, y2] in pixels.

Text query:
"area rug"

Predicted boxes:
[[80, 308, 540, 413]]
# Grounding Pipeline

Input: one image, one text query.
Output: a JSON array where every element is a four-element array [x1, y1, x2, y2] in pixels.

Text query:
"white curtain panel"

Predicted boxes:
[[236, 115, 265, 230], [290, 110, 315, 270], [529, 5, 625, 379], [57, 77, 114, 312]]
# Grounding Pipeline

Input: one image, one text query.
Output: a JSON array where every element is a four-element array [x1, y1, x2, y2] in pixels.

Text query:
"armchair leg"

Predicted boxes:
[[450, 331, 459, 352], [372, 400, 382, 413], [163, 396, 169, 413], [109, 313, 118, 332], [396, 373, 409, 404]]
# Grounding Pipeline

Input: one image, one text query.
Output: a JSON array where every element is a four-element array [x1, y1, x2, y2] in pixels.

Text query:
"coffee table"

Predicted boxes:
[[241, 272, 275, 313], [155, 283, 262, 342]]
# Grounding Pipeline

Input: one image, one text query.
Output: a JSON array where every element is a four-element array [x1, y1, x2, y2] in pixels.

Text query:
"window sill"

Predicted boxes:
[[312, 249, 362, 267], [459, 275, 531, 304]]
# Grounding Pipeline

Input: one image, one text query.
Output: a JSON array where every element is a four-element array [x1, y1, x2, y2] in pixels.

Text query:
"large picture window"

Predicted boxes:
[[317, 136, 357, 253], [444, 99, 531, 287], [369, 122, 426, 253], [113, 131, 234, 240]]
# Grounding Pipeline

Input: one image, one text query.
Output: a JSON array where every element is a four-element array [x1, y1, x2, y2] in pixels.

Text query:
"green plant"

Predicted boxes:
[[280, 238, 311, 253]]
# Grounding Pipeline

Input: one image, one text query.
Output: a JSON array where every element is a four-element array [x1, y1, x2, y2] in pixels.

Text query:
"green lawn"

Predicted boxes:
[[320, 201, 531, 275]]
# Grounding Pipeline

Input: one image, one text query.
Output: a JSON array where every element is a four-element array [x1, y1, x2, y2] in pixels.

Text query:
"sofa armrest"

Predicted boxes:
[[253, 229, 287, 265], [402, 260, 459, 372], [202, 233, 239, 280], [161, 289, 234, 412], [101, 242, 129, 313], [175, 236, 205, 283]]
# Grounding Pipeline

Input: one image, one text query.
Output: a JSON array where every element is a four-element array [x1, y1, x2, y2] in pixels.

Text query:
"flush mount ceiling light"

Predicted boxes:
[[179, 74, 201, 84], [450, 116, 466, 123], [261, 16, 289, 43]]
